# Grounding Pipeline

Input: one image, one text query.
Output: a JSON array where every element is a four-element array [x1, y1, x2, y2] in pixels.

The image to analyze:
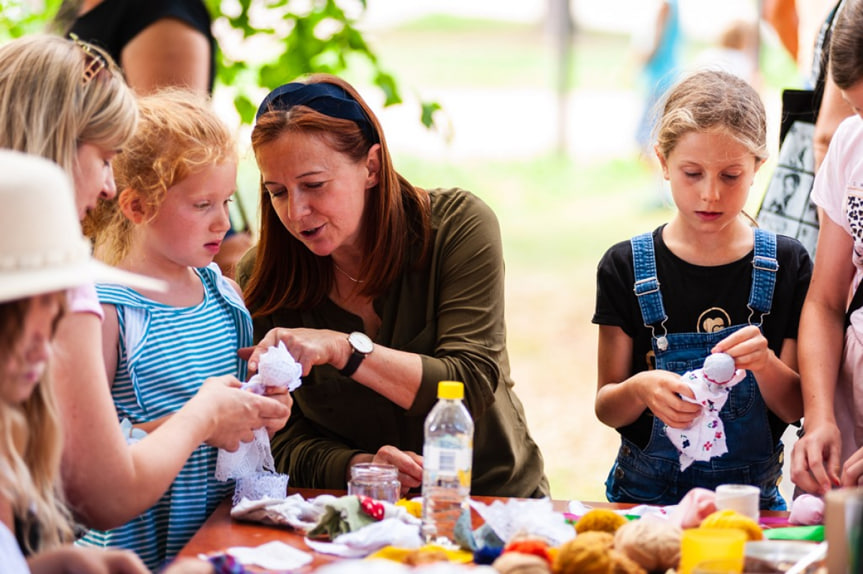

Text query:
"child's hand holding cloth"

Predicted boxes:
[[215, 342, 302, 489], [666, 353, 746, 470]]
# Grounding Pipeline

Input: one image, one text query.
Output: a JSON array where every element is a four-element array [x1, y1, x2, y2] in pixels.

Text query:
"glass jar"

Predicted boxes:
[[347, 462, 400, 503]]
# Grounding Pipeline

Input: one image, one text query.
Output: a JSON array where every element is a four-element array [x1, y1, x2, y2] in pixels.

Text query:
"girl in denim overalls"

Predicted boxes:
[[593, 70, 812, 510]]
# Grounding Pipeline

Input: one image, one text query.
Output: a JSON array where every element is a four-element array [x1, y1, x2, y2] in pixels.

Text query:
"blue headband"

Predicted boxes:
[[256, 82, 379, 144]]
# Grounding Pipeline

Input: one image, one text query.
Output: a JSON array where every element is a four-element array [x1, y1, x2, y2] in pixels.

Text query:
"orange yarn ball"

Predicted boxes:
[[553, 531, 614, 574], [504, 539, 553, 565]]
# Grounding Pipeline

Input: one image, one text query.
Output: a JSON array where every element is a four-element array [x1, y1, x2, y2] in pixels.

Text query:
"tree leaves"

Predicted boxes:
[[11, 0, 439, 129]]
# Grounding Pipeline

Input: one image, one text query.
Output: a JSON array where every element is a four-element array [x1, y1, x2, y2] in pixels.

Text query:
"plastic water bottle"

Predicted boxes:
[[421, 380, 474, 544]]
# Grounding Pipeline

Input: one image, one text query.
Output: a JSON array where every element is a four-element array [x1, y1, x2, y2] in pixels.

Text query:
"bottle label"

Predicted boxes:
[[425, 445, 471, 487]]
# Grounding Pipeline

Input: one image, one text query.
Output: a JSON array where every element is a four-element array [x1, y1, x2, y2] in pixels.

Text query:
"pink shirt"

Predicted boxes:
[[66, 282, 105, 321], [812, 114, 863, 463], [812, 114, 863, 279]]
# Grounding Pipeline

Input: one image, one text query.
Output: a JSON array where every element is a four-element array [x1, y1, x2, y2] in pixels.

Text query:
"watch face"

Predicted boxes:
[[349, 331, 374, 354]]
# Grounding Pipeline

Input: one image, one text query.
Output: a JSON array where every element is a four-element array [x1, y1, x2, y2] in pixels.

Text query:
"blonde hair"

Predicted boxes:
[[0, 297, 73, 554], [655, 69, 767, 163], [0, 35, 137, 179], [92, 88, 236, 265]]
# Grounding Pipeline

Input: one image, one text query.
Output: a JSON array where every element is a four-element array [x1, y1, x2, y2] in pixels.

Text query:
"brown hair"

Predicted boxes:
[[243, 74, 430, 315], [718, 20, 755, 52], [655, 69, 767, 163], [91, 88, 236, 264], [830, 0, 863, 90]]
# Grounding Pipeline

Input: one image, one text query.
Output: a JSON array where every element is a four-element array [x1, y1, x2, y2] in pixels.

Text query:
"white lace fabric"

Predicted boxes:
[[214, 342, 301, 497]]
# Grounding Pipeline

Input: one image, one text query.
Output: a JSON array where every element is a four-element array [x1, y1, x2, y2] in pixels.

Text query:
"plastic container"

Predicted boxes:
[[679, 528, 747, 574], [347, 463, 400, 503], [421, 381, 474, 544], [743, 541, 822, 573]]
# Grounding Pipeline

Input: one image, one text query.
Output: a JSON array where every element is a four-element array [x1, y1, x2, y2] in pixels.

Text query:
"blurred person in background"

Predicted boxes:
[[55, 0, 254, 279], [763, 0, 853, 170], [693, 19, 759, 86], [757, 0, 852, 258], [632, 0, 684, 208]]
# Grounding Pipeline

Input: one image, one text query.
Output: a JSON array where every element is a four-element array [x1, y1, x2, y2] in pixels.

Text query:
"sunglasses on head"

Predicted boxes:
[[68, 33, 107, 85]]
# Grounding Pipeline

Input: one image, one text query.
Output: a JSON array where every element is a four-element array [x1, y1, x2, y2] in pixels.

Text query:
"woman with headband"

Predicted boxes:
[[239, 74, 548, 498]]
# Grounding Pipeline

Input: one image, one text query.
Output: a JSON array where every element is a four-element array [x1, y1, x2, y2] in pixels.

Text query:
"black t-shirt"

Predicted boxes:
[[593, 225, 813, 446], [68, 0, 215, 93]]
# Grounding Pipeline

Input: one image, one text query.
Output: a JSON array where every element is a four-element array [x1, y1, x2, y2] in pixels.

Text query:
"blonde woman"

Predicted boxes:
[[0, 34, 289, 530]]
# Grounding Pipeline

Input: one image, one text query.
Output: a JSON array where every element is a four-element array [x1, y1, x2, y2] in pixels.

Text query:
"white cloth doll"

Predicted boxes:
[[666, 352, 746, 470], [215, 342, 302, 493]]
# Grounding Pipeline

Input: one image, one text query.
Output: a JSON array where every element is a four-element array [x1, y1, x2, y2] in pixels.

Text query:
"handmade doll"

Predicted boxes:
[[666, 353, 746, 470], [216, 342, 301, 500]]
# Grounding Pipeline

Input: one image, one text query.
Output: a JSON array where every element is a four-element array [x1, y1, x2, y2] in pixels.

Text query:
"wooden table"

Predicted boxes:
[[177, 489, 790, 571], [179, 489, 351, 570]]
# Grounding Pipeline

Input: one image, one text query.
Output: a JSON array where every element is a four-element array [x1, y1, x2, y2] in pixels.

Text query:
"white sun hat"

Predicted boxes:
[[0, 150, 165, 303]]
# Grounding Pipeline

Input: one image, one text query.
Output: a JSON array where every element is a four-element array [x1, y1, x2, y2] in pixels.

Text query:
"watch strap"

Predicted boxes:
[[339, 348, 365, 377]]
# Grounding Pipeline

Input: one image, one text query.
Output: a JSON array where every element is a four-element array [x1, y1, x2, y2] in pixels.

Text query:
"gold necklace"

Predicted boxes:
[[333, 261, 365, 283]]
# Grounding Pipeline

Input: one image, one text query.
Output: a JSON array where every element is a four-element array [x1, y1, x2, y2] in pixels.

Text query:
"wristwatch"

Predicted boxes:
[[339, 331, 374, 377]]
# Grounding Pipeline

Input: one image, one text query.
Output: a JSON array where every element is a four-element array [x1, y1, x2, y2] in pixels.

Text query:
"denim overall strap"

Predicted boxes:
[[631, 232, 669, 349], [748, 228, 778, 326]]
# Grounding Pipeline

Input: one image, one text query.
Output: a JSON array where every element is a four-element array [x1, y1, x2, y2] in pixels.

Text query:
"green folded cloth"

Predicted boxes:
[[764, 525, 824, 542], [307, 496, 375, 540]]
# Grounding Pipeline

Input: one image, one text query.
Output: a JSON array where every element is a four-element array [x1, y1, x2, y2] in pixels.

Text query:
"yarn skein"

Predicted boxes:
[[613, 517, 681, 572]]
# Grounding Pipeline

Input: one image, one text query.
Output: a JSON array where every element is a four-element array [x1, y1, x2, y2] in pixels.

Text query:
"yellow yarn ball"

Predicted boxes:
[[699, 509, 763, 541], [553, 531, 614, 574], [575, 509, 628, 535]]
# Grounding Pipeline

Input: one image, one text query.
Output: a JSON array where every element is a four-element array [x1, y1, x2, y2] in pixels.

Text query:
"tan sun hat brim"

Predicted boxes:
[[0, 150, 166, 303], [0, 259, 166, 304]]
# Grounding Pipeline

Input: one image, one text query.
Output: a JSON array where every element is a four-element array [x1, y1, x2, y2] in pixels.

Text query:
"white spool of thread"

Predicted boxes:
[[715, 484, 760, 521]]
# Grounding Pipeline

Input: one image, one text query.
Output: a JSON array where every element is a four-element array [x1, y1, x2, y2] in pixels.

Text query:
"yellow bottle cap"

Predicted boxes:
[[437, 380, 464, 400]]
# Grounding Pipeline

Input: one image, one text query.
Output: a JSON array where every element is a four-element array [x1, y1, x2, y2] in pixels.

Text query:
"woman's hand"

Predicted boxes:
[[246, 328, 348, 376], [790, 421, 842, 495], [713, 325, 772, 374], [373, 445, 423, 496], [636, 370, 701, 429], [188, 375, 290, 450], [349, 445, 423, 497]]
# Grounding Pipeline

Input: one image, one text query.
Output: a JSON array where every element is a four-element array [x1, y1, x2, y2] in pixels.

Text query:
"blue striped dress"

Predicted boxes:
[[77, 264, 252, 571]]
